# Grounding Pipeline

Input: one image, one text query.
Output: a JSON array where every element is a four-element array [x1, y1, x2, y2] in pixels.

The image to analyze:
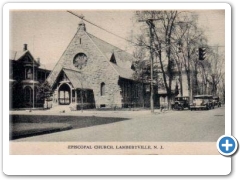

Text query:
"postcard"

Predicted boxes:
[[3, 2, 233, 175]]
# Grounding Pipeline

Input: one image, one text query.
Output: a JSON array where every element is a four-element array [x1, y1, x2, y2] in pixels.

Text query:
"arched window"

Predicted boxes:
[[26, 68, 33, 79], [100, 82, 105, 96]]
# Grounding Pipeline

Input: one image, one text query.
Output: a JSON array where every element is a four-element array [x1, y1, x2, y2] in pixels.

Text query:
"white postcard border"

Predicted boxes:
[[3, 2, 231, 175]]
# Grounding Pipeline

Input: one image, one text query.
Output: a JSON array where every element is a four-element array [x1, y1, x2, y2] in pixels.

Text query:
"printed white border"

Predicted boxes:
[[3, 3, 231, 175]]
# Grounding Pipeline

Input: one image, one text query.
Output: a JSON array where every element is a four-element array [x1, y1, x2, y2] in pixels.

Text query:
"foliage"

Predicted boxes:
[[132, 10, 225, 108], [37, 81, 53, 101]]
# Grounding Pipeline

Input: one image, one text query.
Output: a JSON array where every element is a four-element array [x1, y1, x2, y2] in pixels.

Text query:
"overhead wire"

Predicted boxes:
[[67, 10, 140, 46], [67, 11, 202, 55]]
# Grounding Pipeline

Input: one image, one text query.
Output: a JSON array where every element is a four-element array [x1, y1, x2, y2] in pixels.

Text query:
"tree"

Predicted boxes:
[[134, 11, 204, 108], [133, 10, 224, 107], [37, 81, 53, 108], [205, 47, 225, 96], [132, 43, 151, 108], [134, 10, 182, 109], [173, 12, 207, 102]]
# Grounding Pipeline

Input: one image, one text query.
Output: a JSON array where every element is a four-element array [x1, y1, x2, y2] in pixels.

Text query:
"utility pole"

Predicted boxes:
[[33, 58, 35, 109], [139, 18, 164, 113], [147, 19, 155, 113], [32, 36, 35, 110], [139, 19, 156, 113]]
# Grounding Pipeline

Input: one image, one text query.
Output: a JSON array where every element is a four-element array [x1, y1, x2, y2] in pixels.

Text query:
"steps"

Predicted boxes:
[[48, 105, 73, 113]]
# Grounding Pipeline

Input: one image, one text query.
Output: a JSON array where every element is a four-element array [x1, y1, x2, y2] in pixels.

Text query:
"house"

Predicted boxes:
[[47, 20, 159, 109], [9, 44, 51, 109]]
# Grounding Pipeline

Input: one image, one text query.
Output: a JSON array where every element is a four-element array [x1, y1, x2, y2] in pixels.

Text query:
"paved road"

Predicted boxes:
[[13, 107, 225, 142]]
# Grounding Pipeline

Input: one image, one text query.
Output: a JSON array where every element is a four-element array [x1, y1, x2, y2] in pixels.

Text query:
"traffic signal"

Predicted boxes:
[[199, 47, 206, 60]]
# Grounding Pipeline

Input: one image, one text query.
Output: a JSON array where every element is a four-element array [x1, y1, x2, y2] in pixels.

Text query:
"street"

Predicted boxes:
[[12, 107, 225, 142]]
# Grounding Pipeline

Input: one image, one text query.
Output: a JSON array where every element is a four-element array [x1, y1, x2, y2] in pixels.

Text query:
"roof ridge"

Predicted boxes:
[[9, 50, 28, 60], [87, 32, 134, 58], [47, 29, 82, 87], [85, 32, 120, 76]]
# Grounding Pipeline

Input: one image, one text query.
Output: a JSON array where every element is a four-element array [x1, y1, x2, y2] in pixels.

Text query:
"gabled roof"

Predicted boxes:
[[9, 50, 28, 61], [9, 49, 40, 66], [63, 68, 91, 89], [87, 33, 135, 73], [111, 63, 135, 80], [47, 27, 137, 87]]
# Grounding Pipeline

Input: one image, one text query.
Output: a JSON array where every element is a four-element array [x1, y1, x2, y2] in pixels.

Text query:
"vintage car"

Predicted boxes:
[[172, 96, 190, 110], [190, 95, 214, 110], [213, 96, 222, 107]]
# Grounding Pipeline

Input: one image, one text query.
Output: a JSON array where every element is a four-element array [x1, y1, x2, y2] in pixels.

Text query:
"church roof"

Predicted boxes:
[[111, 63, 134, 80], [87, 33, 135, 78], [47, 25, 136, 87], [63, 68, 91, 89]]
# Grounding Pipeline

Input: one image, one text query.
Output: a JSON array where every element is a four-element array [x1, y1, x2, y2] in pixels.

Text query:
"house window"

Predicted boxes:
[[26, 68, 33, 79], [100, 82, 105, 96], [80, 38, 81, 44]]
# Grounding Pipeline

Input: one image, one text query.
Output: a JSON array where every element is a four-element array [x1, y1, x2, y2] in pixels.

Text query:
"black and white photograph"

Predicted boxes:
[[2, 1, 236, 176], [8, 8, 226, 155]]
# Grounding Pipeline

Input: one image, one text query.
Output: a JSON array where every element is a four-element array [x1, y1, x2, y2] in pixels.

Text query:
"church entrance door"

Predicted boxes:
[[58, 83, 71, 105]]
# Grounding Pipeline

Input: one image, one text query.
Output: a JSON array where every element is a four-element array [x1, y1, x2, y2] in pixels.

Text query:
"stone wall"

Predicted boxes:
[[47, 23, 123, 108]]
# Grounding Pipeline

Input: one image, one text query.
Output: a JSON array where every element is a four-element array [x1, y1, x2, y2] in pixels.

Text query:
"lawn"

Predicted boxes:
[[10, 115, 130, 140], [10, 123, 72, 140]]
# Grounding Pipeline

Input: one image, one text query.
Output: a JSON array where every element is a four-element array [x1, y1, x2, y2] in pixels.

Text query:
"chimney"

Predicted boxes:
[[37, 58, 40, 64], [78, 21, 86, 31], [77, 14, 86, 31], [23, 44, 28, 51]]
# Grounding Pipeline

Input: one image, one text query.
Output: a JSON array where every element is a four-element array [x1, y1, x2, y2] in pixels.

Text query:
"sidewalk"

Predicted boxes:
[[10, 107, 173, 118]]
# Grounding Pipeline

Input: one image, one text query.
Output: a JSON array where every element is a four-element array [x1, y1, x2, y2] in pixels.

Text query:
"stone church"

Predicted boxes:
[[47, 20, 159, 109]]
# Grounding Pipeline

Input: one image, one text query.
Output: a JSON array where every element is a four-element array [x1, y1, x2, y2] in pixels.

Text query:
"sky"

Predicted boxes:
[[9, 10, 225, 70]]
